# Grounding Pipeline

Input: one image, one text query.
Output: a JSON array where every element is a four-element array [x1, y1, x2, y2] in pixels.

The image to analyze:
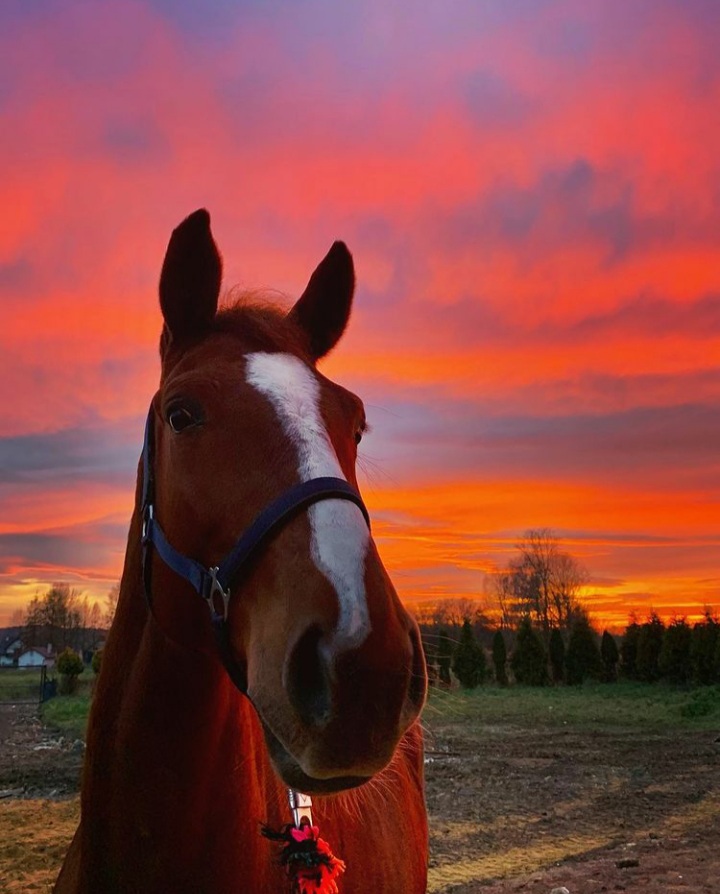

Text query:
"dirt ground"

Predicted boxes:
[[1, 702, 719, 893], [423, 716, 720, 893]]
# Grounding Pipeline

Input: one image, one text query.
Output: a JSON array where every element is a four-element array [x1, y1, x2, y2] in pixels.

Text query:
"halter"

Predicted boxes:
[[140, 403, 370, 696]]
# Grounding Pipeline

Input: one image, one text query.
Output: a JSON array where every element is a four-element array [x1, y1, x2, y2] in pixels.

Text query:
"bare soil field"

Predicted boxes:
[[423, 700, 720, 893], [1, 692, 719, 893]]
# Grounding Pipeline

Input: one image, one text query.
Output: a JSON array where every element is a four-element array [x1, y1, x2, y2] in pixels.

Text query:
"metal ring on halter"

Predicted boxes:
[[141, 504, 154, 542], [204, 567, 231, 621]]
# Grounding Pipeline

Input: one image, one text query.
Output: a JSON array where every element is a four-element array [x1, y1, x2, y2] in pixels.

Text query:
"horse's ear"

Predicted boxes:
[[159, 209, 222, 346], [288, 242, 355, 360]]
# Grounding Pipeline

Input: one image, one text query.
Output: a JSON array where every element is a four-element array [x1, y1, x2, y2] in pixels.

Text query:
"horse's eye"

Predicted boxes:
[[354, 430, 363, 446], [167, 406, 197, 433]]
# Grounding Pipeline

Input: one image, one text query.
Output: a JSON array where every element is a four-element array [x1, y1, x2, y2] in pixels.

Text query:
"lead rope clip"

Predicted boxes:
[[261, 788, 346, 893], [288, 789, 313, 828]]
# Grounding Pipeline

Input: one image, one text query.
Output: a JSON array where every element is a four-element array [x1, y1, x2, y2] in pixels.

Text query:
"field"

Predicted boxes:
[[1, 683, 719, 892], [0, 668, 45, 703]]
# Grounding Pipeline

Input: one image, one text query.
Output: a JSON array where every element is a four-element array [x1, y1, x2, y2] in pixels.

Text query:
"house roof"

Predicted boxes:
[[0, 627, 23, 655]]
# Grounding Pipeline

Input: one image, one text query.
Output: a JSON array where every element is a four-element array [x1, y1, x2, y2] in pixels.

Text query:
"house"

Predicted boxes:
[[0, 628, 24, 667], [18, 646, 54, 668]]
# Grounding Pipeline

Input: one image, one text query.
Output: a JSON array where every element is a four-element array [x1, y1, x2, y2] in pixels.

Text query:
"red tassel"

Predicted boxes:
[[262, 821, 346, 893]]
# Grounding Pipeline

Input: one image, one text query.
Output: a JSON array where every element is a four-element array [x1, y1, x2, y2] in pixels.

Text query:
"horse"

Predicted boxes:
[[54, 210, 428, 893]]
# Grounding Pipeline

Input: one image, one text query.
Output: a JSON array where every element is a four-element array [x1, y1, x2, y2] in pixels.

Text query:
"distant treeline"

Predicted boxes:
[[418, 610, 720, 689]]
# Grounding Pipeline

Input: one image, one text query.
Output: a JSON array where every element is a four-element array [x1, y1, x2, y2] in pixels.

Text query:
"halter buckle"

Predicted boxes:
[[141, 504, 154, 542], [205, 566, 230, 621]]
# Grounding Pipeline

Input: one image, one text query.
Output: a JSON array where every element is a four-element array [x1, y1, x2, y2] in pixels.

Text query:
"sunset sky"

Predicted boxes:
[[1, 0, 718, 630]]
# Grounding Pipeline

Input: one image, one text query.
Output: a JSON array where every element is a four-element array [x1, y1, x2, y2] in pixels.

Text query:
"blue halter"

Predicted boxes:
[[140, 404, 370, 694]]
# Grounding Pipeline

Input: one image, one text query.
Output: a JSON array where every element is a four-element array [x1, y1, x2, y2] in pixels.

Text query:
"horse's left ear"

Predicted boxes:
[[159, 209, 222, 346], [288, 242, 355, 360]]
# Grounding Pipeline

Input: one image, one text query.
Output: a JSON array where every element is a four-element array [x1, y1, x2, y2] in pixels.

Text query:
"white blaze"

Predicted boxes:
[[245, 352, 371, 647]]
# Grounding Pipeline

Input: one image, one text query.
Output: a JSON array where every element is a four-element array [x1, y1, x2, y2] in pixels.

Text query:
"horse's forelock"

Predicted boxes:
[[160, 293, 313, 368], [211, 292, 312, 360]]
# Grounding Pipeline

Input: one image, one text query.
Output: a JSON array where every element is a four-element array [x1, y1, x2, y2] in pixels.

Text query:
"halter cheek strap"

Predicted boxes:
[[140, 406, 371, 695]]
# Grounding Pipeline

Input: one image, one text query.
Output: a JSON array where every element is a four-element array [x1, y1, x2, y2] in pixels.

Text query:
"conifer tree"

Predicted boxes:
[[565, 614, 602, 685], [600, 630, 619, 682], [620, 617, 641, 679], [636, 613, 665, 682], [549, 628, 565, 683], [492, 629, 508, 686], [511, 616, 548, 686], [659, 618, 692, 684], [437, 627, 453, 687], [690, 611, 719, 685], [714, 633, 720, 683], [452, 619, 487, 689]]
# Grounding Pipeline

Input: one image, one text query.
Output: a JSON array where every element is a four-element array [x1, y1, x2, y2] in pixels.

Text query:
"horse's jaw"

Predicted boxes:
[[260, 720, 372, 795]]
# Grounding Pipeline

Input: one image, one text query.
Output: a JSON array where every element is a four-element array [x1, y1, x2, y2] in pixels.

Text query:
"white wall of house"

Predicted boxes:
[[18, 650, 47, 667]]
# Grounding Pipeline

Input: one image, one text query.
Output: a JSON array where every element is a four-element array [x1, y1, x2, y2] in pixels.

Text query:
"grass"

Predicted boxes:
[[32, 679, 720, 743], [424, 681, 720, 731], [40, 695, 91, 739], [0, 668, 97, 703], [0, 668, 43, 701]]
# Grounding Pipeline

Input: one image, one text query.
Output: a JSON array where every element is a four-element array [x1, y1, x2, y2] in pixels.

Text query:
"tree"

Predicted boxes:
[[549, 628, 565, 684], [714, 632, 720, 682], [57, 647, 84, 694], [452, 620, 487, 689], [600, 630, 619, 682], [658, 618, 692, 684], [636, 613, 665, 682], [104, 582, 120, 630], [492, 529, 588, 635], [492, 629, 508, 685], [492, 571, 525, 631], [565, 614, 602, 685], [437, 628, 453, 687], [91, 649, 103, 675], [690, 610, 719, 685], [511, 616, 548, 686], [23, 583, 83, 654], [620, 616, 641, 679]]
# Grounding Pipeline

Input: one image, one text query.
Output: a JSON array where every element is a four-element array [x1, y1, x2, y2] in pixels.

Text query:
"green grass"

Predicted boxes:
[[31, 680, 720, 742], [41, 695, 91, 739], [424, 681, 720, 731], [0, 668, 43, 700]]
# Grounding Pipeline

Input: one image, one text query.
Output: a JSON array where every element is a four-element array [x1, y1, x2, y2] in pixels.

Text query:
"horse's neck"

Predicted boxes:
[[81, 508, 286, 889]]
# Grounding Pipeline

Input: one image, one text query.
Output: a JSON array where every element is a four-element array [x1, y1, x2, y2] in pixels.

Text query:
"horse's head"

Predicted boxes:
[[148, 210, 426, 794]]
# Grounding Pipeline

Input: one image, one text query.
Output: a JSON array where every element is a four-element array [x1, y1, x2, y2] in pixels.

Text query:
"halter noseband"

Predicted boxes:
[[140, 404, 370, 695]]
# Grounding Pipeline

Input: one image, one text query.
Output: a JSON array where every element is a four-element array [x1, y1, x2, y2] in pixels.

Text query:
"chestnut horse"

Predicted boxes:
[[54, 210, 428, 893]]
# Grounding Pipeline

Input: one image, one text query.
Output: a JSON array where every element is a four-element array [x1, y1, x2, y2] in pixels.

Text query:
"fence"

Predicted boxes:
[[0, 666, 56, 705]]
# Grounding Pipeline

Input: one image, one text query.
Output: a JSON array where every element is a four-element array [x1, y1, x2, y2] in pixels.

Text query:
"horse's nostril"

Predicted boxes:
[[285, 626, 331, 728]]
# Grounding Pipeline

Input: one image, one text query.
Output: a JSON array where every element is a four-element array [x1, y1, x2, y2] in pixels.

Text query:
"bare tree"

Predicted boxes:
[[491, 570, 524, 630], [88, 600, 102, 632], [9, 607, 24, 627], [23, 583, 83, 653], [432, 597, 490, 630], [491, 529, 588, 635], [104, 582, 120, 630]]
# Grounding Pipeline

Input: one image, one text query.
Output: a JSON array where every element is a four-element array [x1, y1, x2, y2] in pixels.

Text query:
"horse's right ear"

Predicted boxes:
[[288, 242, 355, 361], [159, 209, 222, 347]]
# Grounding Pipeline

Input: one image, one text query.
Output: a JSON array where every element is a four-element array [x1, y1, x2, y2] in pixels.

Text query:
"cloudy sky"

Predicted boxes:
[[1, 0, 718, 628]]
